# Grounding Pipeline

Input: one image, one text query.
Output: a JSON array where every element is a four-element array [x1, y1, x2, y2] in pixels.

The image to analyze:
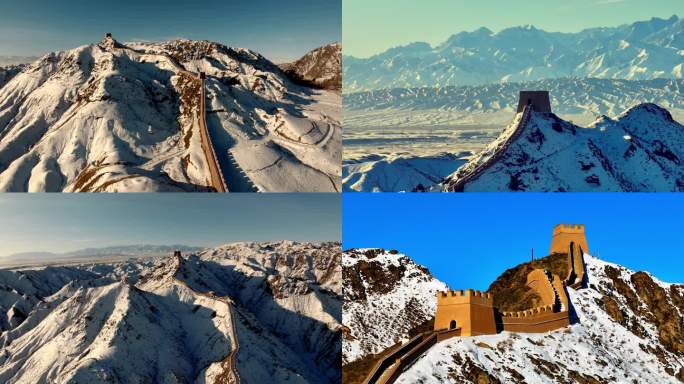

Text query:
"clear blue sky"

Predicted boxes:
[[343, 0, 682, 57], [0, 194, 340, 257], [0, 0, 341, 62], [343, 193, 684, 289]]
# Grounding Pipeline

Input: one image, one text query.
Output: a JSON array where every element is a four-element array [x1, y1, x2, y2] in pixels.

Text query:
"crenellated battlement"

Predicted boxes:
[[553, 223, 585, 234], [501, 304, 555, 318], [437, 289, 493, 306]]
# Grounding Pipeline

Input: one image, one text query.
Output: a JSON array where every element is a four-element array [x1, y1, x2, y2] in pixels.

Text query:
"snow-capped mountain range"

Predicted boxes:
[[343, 15, 684, 93], [0, 241, 341, 383], [344, 78, 684, 117], [0, 35, 340, 192], [342, 249, 684, 383], [443, 103, 684, 191], [281, 43, 341, 90]]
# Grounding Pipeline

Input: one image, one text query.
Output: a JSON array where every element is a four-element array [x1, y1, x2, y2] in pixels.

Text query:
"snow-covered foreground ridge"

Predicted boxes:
[[343, 248, 684, 383], [0, 241, 342, 383], [443, 102, 684, 191], [0, 35, 341, 192]]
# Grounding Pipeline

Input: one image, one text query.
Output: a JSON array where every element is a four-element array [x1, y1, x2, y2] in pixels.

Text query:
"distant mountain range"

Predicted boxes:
[[3, 245, 204, 262], [344, 78, 684, 117], [344, 15, 684, 93], [0, 56, 38, 66]]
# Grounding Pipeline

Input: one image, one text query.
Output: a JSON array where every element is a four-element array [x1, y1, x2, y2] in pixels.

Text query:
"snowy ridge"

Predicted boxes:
[[343, 248, 447, 364], [0, 36, 340, 192], [281, 43, 341, 90], [443, 103, 684, 191], [344, 16, 684, 92], [0, 241, 341, 383], [395, 254, 684, 383]]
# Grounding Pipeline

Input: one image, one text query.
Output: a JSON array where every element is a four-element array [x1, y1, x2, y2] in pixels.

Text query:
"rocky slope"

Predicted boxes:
[[342, 249, 446, 364], [0, 35, 340, 192], [344, 78, 684, 117], [344, 15, 684, 92], [343, 250, 684, 383], [442, 103, 684, 191], [0, 241, 341, 383], [281, 43, 341, 90], [0, 65, 25, 90]]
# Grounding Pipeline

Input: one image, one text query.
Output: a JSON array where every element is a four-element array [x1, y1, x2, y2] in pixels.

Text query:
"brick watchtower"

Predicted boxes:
[[434, 289, 497, 336], [550, 224, 589, 288], [516, 91, 552, 113]]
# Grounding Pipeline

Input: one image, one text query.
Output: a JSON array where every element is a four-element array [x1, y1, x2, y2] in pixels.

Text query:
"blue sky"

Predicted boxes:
[[0, 0, 341, 62], [344, 0, 682, 57], [343, 193, 684, 289], [0, 194, 340, 257]]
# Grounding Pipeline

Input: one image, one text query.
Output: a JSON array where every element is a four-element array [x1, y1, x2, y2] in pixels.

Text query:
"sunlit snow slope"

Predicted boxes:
[[0, 241, 342, 384], [0, 36, 340, 192]]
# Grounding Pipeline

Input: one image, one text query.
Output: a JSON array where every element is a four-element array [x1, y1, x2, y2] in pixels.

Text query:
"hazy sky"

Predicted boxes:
[[0, 194, 340, 257], [0, 0, 341, 62], [343, 0, 682, 57], [344, 193, 684, 289]]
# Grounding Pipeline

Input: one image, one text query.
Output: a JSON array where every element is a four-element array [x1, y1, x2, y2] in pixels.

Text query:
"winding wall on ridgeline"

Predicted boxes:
[[445, 104, 533, 192], [172, 253, 240, 383]]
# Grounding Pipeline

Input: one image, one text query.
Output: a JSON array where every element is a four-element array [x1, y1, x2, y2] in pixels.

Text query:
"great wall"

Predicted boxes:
[[172, 251, 241, 384], [445, 90, 551, 192], [99, 33, 230, 192], [362, 223, 589, 384]]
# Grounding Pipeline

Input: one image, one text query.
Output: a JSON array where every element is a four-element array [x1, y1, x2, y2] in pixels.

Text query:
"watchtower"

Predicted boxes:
[[550, 224, 589, 255], [105, 33, 112, 39], [434, 289, 497, 336], [199, 72, 206, 80], [173, 250, 182, 258], [550, 224, 588, 289], [516, 91, 552, 113]]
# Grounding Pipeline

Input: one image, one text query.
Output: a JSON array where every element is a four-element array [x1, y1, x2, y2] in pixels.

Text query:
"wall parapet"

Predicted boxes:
[[501, 304, 555, 318]]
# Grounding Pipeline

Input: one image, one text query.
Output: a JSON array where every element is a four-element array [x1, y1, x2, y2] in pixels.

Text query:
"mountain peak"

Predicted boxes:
[[98, 32, 122, 50]]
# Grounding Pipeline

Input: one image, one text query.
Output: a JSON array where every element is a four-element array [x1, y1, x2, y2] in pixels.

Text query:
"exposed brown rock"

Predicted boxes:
[[488, 253, 568, 312], [449, 355, 501, 384], [630, 272, 684, 354]]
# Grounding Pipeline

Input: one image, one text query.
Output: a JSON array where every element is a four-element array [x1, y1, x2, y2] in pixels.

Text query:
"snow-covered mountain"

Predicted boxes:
[[443, 103, 684, 191], [0, 65, 25, 90], [0, 241, 341, 383], [342, 249, 446, 364], [0, 35, 341, 192], [281, 43, 341, 90], [344, 78, 684, 117], [344, 15, 684, 92], [343, 153, 467, 192], [342, 250, 684, 383]]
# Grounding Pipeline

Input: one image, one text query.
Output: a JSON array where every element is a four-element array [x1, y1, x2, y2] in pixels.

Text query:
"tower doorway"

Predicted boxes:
[[449, 320, 457, 330]]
